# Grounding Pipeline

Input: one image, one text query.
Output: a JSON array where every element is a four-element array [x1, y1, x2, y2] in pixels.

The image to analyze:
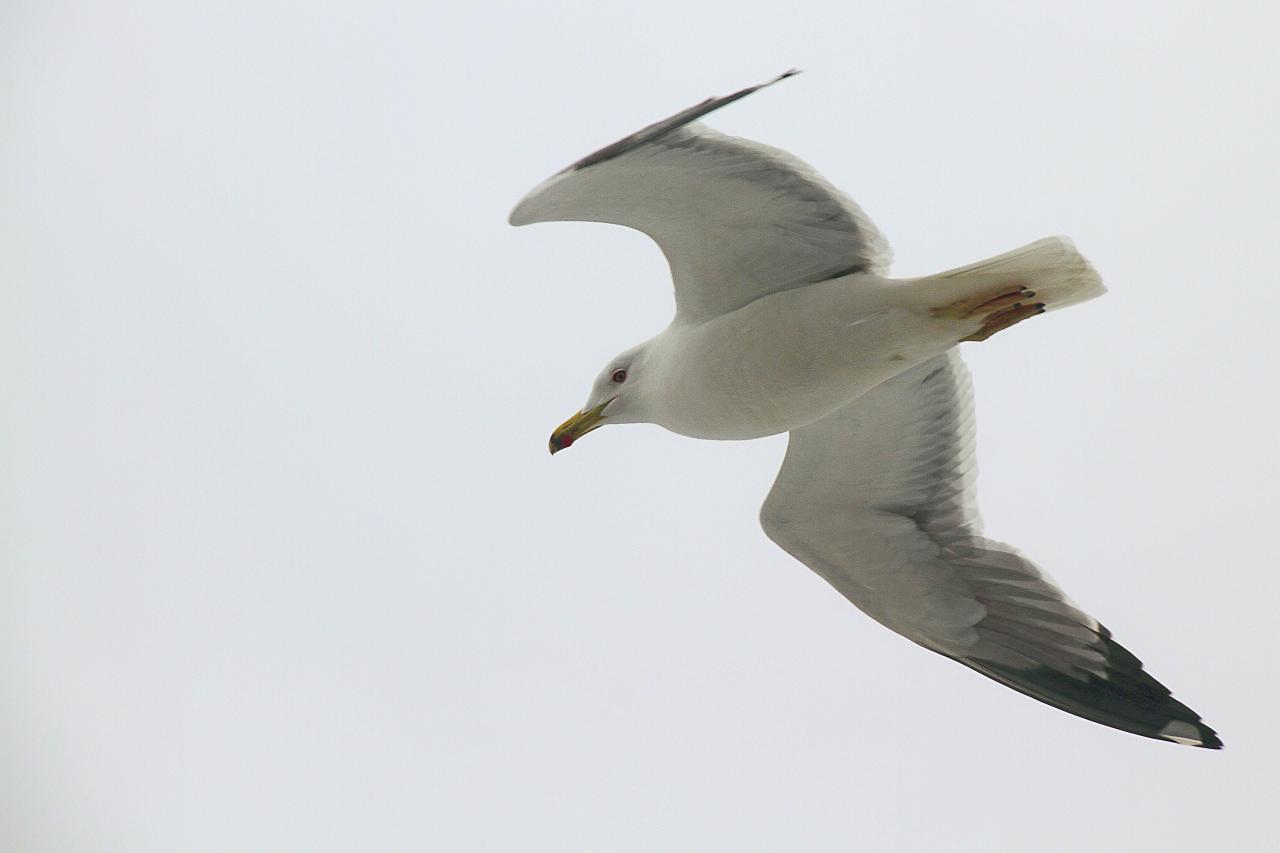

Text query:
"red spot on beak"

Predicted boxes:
[[549, 431, 573, 454]]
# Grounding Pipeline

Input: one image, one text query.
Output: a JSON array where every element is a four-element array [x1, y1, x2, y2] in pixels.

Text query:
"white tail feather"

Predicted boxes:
[[927, 236, 1106, 313]]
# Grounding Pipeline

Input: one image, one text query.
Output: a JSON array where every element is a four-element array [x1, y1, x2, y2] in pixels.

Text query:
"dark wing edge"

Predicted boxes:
[[563, 69, 801, 174], [933, 531, 1223, 748], [955, 622, 1224, 749]]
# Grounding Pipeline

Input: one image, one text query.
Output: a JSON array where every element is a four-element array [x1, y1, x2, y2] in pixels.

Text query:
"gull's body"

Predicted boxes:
[[640, 276, 937, 439], [510, 72, 1221, 748]]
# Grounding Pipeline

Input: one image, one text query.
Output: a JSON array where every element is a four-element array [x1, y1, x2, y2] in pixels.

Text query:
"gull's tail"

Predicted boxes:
[[909, 237, 1106, 342]]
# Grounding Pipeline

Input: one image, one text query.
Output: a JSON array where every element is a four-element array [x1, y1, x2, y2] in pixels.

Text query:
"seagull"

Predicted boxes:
[[509, 71, 1221, 748]]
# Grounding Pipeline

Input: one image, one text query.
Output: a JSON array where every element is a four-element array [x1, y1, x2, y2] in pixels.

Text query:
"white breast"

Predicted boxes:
[[646, 275, 947, 440]]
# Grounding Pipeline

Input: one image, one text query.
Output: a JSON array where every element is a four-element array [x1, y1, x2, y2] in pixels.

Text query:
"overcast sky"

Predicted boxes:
[[2, 1, 1277, 850]]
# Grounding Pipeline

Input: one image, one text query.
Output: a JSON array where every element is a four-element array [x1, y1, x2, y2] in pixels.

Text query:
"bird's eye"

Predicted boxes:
[[611, 368, 628, 383]]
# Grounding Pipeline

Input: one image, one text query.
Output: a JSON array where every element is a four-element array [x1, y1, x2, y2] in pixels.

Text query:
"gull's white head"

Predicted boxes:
[[549, 342, 653, 454]]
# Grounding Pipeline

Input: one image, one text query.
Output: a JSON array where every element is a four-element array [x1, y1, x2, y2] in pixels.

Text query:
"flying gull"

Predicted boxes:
[[509, 71, 1221, 748]]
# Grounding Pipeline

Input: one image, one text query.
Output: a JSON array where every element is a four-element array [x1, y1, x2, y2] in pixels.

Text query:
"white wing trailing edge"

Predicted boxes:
[[760, 352, 1222, 748], [509, 71, 891, 321]]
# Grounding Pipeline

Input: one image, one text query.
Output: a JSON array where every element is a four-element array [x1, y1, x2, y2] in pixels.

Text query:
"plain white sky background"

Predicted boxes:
[[2, 1, 1277, 850]]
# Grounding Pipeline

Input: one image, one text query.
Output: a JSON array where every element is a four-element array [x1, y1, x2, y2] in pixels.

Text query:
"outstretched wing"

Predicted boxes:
[[508, 71, 891, 321], [759, 351, 1221, 748]]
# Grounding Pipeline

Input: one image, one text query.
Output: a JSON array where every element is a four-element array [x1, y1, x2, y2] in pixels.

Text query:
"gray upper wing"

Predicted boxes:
[[760, 351, 1221, 748], [508, 72, 890, 321]]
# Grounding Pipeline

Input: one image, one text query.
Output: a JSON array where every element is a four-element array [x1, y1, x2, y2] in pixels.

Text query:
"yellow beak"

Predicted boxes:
[[549, 399, 611, 454]]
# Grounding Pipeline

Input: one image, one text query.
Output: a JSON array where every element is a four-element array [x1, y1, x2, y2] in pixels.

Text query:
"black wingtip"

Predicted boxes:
[[957, 623, 1224, 750], [562, 70, 804, 174], [760, 69, 802, 90]]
